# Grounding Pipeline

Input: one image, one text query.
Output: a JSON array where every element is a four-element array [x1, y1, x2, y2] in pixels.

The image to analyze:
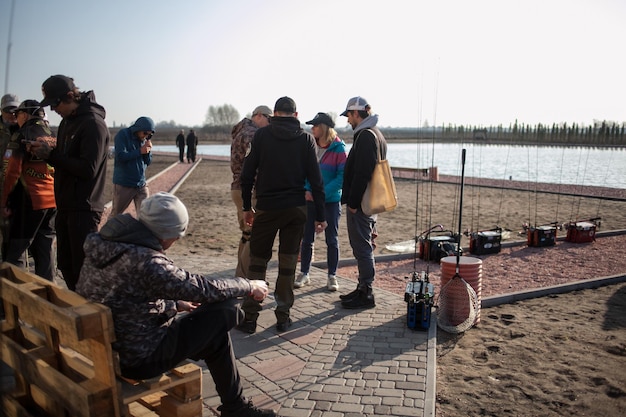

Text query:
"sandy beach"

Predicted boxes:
[[126, 154, 626, 416]]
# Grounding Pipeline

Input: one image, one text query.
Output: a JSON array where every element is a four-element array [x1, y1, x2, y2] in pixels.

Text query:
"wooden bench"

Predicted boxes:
[[0, 263, 203, 417]]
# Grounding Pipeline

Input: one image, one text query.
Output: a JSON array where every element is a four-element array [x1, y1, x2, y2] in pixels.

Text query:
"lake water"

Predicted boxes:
[[153, 143, 626, 189]]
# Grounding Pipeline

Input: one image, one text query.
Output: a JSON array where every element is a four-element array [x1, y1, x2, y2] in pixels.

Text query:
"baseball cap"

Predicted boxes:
[[16, 100, 46, 118], [274, 96, 296, 114], [306, 112, 335, 128], [340, 96, 370, 116], [40, 75, 76, 107], [252, 105, 273, 117], [1, 94, 20, 111]]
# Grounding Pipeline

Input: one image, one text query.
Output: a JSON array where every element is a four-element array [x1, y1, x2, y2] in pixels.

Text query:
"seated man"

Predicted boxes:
[[76, 192, 275, 417]]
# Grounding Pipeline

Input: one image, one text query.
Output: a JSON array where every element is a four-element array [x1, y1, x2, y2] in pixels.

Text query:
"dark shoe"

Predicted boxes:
[[339, 288, 360, 301], [236, 320, 257, 334], [341, 289, 376, 309], [276, 318, 292, 332], [220, 400, 276, 417]]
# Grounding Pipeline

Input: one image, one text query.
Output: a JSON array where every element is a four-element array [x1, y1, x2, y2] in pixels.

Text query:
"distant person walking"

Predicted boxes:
[[238, 97, 326, 334], [294, 112, 346, 292], [339, 96, 387, 309], [176, 129, 185, 162], [230, 104, 272, 278], [30, 74, 110, 291], [186, 129, 198, 163], [111, 116, 154, 216], [1, 100, 56, 280]]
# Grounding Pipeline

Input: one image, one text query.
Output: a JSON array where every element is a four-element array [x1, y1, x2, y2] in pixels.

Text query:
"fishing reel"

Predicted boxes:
[[404, 271, 435, 330]]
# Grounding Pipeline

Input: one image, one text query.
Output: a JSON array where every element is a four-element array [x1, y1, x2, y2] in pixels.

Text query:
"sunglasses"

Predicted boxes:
[[143, 131, 153, 139]]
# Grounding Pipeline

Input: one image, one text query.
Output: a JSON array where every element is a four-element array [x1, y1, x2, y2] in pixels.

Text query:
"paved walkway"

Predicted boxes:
[[168, 253, 436, 417]]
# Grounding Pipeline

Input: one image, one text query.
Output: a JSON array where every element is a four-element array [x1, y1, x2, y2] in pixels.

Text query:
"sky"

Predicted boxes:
[[1, 0, 624, 129]]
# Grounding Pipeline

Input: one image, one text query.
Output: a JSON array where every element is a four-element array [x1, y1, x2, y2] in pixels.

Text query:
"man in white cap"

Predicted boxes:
[[0, 93, 20, 259], [339, 96, 388, 309], [76, 192, 276, 417]]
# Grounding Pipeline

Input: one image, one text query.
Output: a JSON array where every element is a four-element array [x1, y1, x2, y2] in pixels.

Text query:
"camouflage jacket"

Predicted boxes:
[[230, 118, 258, 190], [76, 214, 252, 368]]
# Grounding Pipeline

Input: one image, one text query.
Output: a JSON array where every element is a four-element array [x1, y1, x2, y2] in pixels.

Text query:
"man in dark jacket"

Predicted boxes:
[[30, 75, 110, 290], [186, 129, 198, 163], [239, 96, 327, 333], [175, 129, 185, 162], [339, 96, 388, 309], [76, 192, 276, 417]]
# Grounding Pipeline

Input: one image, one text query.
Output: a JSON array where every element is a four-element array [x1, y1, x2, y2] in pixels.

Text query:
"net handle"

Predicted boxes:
[[456, 149, 466, 274]]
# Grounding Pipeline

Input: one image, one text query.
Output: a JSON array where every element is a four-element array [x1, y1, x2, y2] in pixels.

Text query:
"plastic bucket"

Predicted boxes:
[[440, 256, 482, 324]]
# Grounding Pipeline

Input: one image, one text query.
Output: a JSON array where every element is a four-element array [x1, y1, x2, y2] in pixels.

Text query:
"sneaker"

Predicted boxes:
[[276, 318, 293, 332], [339, 288, 360, 301], [341, 289, 376, 310], [220, 400, 276, 417], [235, 320, 257, 334], [294, 273, 310, 288], [327, 275, 339, 292]]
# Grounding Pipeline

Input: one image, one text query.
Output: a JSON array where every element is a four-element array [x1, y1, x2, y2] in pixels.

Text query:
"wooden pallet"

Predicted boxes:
[[0, 263, 203, 417]]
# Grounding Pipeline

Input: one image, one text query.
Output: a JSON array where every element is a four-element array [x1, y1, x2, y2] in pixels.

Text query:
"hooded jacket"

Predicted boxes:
[[112, 117, 154, 188], [46, 91, 110, 212], [240, 116, 326, 221], [76, 214, 253, 368], [342, 115, 387, 210]]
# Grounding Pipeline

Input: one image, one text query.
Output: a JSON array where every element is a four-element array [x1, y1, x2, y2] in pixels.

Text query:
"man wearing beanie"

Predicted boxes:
[[77, 192, 277, 417], [111, 116, 154, 216], [239, 96, 327, 334]]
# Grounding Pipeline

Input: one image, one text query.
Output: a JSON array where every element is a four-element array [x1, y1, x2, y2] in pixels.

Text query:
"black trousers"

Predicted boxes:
[[55, 210, 101, 290], [121, 299, 248, 412]]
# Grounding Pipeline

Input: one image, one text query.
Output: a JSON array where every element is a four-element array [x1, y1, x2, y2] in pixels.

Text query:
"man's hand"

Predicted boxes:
[[243, 209, 255, 227], [141, 140, 152, 154], [249, 280, 269, 301], [315, 221, 327, 234], [28, 139, 53, 159], [176, 300, 200, 312]]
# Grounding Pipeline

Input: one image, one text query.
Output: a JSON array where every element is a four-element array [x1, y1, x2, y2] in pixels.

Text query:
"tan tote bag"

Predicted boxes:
[[361, 130, 398, 215]]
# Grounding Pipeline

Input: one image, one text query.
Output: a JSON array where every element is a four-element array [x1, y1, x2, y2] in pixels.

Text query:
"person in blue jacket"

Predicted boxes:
[[112, 116, 154, 216], [294, 112, 347, 292]]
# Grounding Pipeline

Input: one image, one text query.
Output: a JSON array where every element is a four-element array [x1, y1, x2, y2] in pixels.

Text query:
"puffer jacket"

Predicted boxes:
[[76, 214, 253, 368]]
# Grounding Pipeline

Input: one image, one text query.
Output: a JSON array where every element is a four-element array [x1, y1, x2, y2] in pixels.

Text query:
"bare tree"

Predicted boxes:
[[205, 104, 240, 126]]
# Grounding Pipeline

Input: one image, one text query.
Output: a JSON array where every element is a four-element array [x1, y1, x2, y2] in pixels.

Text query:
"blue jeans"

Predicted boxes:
[[300, 201, 341, 276], [346, 208, 377, 289]]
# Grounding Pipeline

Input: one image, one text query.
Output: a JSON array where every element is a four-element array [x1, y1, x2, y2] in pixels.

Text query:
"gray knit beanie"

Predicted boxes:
[[139, 192, 189, 240]]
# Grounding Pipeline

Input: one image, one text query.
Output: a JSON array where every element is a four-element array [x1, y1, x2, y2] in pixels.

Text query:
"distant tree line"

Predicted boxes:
[[402, 120, 625, 146]]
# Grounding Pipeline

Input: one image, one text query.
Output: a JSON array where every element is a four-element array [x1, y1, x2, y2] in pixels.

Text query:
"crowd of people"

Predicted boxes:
[[1, 75, 388, 416]]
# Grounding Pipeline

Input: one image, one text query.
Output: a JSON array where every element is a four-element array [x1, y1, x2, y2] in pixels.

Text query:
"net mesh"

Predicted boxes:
[[436, 274, 480, 333]]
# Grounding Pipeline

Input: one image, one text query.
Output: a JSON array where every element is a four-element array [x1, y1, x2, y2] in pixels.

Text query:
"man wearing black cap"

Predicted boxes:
[[29, 75, 110, 290], [239, 96, 327, 333], [1, 100, 56, 280], [338, 96, 388, 309]]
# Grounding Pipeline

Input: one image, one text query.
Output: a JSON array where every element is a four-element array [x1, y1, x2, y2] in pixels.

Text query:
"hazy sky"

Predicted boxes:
[[1, 0, 624, 129]]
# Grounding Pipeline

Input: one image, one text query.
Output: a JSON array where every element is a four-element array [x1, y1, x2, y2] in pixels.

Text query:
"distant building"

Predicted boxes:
[[473, 128, 488, 140]]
